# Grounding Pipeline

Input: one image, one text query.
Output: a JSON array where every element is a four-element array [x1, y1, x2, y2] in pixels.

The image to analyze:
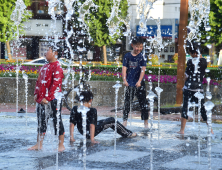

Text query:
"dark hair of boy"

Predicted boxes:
[[131, 37, 144, 45], [49, 44, 63, 58], [187, 41, 202, 55], [80, 91, 94, 103]]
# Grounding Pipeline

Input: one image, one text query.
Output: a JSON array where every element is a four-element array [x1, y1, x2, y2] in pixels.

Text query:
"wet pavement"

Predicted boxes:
[[1, 103, 222, 123], [0, 111, 222, 170]]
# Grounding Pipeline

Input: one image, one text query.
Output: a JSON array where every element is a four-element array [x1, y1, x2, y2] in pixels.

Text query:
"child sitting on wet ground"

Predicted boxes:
[[70, 91, 137, 143]]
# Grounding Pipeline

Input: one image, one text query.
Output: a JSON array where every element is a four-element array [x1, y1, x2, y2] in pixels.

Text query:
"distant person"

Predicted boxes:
[[122, 36, 149, 128], [28, 44, 65, 152], [177, 41, 214, 135], [70, 91, 137, 143]]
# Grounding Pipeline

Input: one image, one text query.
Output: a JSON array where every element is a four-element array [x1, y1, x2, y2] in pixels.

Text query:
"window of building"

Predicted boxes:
[[27, 0, 64, 19]]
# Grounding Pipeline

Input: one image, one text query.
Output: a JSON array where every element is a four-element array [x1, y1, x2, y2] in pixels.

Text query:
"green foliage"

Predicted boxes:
[[200, 0, 222, 46], [0, 0, 31, 42], [86, 0, 129, 47]]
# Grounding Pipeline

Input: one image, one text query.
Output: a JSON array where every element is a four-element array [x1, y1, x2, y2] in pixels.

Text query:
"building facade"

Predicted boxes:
[[127, 0, 180, 62]]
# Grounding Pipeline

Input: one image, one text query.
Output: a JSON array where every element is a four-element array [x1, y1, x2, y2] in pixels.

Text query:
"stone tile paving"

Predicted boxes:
[[1, 103, 222, 123], [0, 112, 222, 170]]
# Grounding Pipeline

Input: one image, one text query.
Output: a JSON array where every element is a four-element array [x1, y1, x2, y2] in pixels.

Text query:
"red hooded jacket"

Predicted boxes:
[[34, 61, 64, 104]]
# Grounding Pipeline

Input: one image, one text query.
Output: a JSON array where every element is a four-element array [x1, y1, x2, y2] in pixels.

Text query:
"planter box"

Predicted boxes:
[[0, 78, 221, 115]]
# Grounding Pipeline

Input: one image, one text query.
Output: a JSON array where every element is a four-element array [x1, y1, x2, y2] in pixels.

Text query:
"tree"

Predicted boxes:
[[85, 0, 129, 64], [0, 0, 31, 60], [200, 0, 222, 46], [0, 0, 31, 42]]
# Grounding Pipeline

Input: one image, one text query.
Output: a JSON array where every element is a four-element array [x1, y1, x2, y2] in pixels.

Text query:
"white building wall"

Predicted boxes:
[[128, 0, 180, 33], [148, 0, 164, 19], [127, 0, 181, 63], [162, 0, 180, 19]]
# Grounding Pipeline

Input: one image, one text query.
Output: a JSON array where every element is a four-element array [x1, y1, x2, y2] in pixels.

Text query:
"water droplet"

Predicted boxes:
[[205, 26, 211, 31], [206, 44, 212, 49]]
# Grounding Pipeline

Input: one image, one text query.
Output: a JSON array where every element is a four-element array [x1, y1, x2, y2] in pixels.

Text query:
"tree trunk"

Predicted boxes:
[[6, 41, 12, 60], [209, 43, 215, 65], [176, 0, 188, 105], [103, 45, 107, 65]]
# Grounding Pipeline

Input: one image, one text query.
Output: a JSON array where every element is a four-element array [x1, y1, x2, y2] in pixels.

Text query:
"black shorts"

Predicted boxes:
[[123, 81, 149, 121], [181, 89, 207, 121], [37, 99, 65, 136]]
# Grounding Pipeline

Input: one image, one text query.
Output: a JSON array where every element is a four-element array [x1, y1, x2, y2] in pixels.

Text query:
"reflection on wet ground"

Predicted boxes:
[[0, 112, 222, 170]]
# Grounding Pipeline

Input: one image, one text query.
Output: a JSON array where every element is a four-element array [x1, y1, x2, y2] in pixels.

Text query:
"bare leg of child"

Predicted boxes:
[[206, 122, 214, 134], [211, 128, 214, 134], [122, 120, 127, 127], [58, 134, 65, 152], [177, 117, 187, 134], [28, 133, 45, 150], [144, 119, 148, 128]]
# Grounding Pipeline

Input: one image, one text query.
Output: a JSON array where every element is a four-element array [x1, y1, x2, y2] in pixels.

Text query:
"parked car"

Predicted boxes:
[[22, 57, 78, 66]]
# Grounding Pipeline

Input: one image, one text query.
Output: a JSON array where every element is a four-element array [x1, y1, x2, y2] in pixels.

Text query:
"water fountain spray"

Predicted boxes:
[[10, 0, 28, 114], [78, 0, 98, 40], [186, 0, 211, 45], [147, 18, 165, 136], [112, 81, 122, 156], [106, 0, 131, 37], [137, 0, 157, 35], [194, 91, 204, 165], [54, 92, 63, 170], [155, 86, 163, 141], [185, 1, 212, 166], [204, 100, 214, 170], [47, 1, 63, 169], [146, 89, 156, 170], [204, 77, 213, 170], [22, 72, 28, 126], [71, 70, 75, 108], [77, 104, 90, 170]]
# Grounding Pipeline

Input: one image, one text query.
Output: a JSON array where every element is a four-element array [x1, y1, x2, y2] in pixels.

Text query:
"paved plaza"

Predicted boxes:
[[0, 111, 222, 170]]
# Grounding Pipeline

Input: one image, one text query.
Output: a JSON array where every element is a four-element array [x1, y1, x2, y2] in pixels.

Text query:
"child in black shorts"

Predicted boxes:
[[122, 37, 149, 128], [70, 91, 137, 143], [177, 41, 214, 135], [28, 45, 65, 151]]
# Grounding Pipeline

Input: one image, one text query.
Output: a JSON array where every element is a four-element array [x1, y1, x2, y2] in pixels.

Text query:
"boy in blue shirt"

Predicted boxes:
[[122, 37, 149, 128]]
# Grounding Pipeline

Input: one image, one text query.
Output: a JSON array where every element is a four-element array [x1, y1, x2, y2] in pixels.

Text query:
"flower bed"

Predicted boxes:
[[0, 64, 220, 85]]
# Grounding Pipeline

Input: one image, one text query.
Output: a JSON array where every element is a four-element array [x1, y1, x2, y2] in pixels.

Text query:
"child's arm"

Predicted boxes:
[[90, 124, 99, 144], [122, 66, 129, 86], [135, 66, 146, 87], [70, 123, 75, 142]]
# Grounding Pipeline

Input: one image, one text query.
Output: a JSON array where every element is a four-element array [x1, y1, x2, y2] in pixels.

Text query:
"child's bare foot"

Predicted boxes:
[[177, 131, 184, 135], [58, 145, 65, 152], [211, 128, 214, 135], [28, 144, 42, 150], [70, 138, 75, 142], [130, 132, 137, 137], [122, 121, 127, 127]]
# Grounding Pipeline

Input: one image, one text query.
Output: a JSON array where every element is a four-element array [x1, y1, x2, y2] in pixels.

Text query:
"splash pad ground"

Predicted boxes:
[[1, 107, 222, 170]]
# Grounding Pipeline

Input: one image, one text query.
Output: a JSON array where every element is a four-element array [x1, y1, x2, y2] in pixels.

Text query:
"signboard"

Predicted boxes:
[[137, 25, 173, 37], [23, 19, 63, 37], [39, 42, 50, 58], [136, 19, 179, 38]]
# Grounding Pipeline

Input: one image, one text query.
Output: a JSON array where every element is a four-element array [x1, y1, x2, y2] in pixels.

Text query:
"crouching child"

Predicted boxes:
[[70, 91, 137, 143]]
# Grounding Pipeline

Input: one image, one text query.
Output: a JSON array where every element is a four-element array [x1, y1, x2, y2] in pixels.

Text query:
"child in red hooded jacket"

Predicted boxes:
[[28, 45, 65, 152]]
